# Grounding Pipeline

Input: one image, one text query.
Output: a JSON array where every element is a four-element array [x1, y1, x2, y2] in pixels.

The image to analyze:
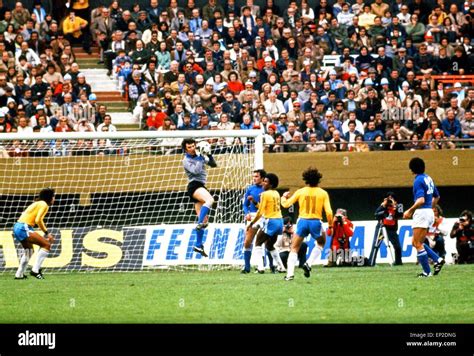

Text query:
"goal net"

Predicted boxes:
[[0, 130, 263, 272]]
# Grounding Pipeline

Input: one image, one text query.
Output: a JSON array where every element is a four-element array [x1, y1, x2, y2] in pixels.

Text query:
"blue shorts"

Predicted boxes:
[[296, 218, 322, 239], [13, 222, 34, 242], [262, 218, 283, 237]]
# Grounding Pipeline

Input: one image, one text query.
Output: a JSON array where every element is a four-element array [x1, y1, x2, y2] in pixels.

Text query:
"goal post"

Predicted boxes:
[[0, 130, 263, 272]]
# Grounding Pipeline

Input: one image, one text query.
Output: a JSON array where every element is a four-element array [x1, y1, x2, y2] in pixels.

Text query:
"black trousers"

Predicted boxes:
[[65, 32, 91, 52], [104, 51, 118, 71], [278, 242, 308, 269], [432, 235, 446, 258], [457, 242, 474, 264], [369, 223, 402, 266]]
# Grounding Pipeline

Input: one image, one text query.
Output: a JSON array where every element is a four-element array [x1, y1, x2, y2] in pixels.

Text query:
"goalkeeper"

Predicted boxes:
[[13, 188, 56, 280], [182, 138, 217, 257], [241, 169, 266, 274]]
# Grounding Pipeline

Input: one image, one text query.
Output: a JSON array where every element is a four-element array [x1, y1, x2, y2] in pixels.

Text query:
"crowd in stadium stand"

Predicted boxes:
[[0, 0, 473, 156]]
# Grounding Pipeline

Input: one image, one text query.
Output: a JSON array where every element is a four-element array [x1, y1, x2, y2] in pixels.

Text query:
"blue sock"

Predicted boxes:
[[244, 249, 252, 271], [196, 229, 204, 247], [423, 244, 441, 263], [198, 205, 210, 224], [417, 250, 431, 274]]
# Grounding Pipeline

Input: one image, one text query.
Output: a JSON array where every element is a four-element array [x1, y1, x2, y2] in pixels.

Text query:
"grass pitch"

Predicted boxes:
[[1, 264, 472, 324]]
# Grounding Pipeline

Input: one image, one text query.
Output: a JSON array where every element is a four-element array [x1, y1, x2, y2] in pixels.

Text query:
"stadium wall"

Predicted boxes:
[[0, 150, 472, 193], [264, 150, 474, 190], [0, 220, 458, 271]]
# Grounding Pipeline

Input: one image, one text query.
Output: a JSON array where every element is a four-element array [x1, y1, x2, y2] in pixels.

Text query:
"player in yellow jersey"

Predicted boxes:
[[248, 173, 286, 274], [13, 188, 55, 280], [281, 167, 333, 280]]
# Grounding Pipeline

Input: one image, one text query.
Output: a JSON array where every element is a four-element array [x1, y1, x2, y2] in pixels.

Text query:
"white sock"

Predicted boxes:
[[306, 245, 323, 266], [286, 252, 298, 278], [32, 248, 49, 273], [269, 249, 285, 270], [254, 246, 264, 271], [15, 248, 33, 278]]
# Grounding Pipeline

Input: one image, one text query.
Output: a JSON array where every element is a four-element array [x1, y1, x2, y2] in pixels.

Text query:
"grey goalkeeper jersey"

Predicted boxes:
[[183, 153, 207, 184]]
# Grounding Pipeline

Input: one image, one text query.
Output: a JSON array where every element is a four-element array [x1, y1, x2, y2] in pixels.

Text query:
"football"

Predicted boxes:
[[196, 140, 211, 155]]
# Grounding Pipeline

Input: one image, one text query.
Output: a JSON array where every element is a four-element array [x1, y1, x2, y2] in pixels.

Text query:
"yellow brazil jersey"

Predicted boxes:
[[257, 190, 282, 219], [18, 201, 49, 232], [281, 186, 333, 222]]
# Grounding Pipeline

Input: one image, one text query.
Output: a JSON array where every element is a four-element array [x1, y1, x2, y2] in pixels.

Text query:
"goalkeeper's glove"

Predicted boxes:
[[207, 154, 217, 168]]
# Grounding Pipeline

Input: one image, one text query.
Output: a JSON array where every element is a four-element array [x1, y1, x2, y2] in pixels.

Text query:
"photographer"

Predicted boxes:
[[425, 205, 449, 259], [450, 210, 474, 264], [326, 208, 354, 267], [275, 216, 308, 269], [370, 192, 403, 266]]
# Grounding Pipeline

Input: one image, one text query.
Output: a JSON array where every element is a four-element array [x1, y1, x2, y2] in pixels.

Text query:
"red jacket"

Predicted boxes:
[[328, 218, 354, 250]]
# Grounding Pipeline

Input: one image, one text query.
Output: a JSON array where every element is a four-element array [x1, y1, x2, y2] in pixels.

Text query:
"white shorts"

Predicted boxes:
[[413, 208, 435, 229], [246, 213, 264, 229]]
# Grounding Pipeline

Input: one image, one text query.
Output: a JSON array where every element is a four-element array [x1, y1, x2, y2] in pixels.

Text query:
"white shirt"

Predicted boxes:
[[341, 119, 365, 135], [16, 126, 34, 134], [264, 98, 285, 117], [397, 13, 411, 27], [97, 123, 118, 132]]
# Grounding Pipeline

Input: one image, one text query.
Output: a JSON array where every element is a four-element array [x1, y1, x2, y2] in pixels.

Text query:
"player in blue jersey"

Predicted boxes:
[[403, 158, 445, 277], [182, 138, 217, 257], [241, 169, 266, 273]]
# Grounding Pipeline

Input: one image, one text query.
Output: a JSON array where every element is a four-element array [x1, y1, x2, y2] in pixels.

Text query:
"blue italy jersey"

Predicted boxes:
[[243, 184, 264, 214], [413, 173, 440, 209]]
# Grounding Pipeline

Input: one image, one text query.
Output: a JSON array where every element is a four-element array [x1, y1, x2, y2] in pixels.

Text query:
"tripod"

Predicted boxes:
[[368, 222, 395, 266]]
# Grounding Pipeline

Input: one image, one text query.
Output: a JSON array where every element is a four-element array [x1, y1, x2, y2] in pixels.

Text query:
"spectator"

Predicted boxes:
[[441, 108, 462, 139], [328, 129, 348, 152], [62, 11, 91, 55]]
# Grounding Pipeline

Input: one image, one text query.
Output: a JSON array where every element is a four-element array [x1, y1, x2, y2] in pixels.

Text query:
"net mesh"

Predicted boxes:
[[0, 132, 258, 272]]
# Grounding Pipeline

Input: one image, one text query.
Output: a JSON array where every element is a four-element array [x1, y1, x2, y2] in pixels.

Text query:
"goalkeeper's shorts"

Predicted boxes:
[[187, 180, 207, 202]]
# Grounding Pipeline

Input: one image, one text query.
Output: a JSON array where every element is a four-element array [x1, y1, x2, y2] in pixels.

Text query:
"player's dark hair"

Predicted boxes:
[[283, 216, 293, 225], [302, 167, 322, 187], [265, 173, 279, 189], [181, 138, 196, 151], [385, 191, 397, 200], [409, 157, 425, 174], [37, 188, 55, 205], [254, 169, 266, 179]]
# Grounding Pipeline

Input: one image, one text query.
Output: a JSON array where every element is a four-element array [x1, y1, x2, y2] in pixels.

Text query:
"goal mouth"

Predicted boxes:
[[0, 130, 263, 272]]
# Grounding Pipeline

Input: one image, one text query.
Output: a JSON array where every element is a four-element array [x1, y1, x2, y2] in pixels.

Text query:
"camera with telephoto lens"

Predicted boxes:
[[386, 198, 393, 206], [335, 214, 344, 224]]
